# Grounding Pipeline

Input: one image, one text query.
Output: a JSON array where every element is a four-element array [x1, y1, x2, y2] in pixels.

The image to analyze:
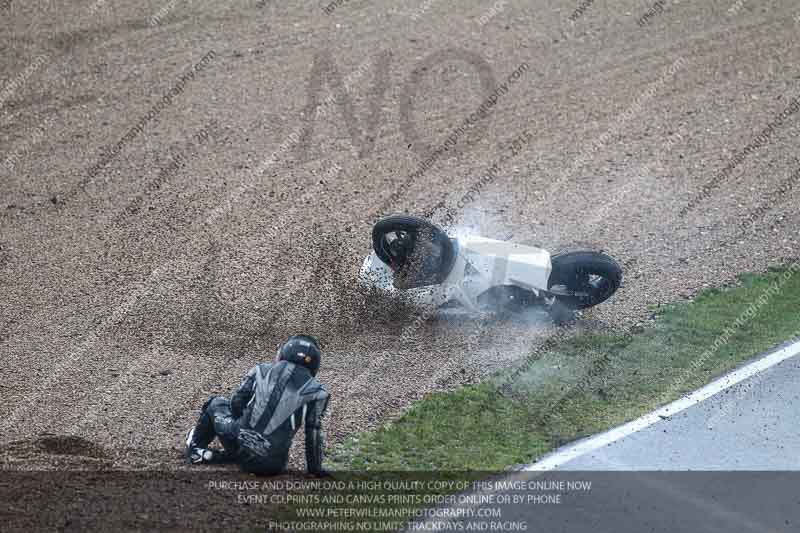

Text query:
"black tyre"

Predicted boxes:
[[547, 251, 622, 309], [371, 215, 456, 285]]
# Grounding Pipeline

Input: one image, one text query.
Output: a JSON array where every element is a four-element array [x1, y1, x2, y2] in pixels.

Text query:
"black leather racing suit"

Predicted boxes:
[[188, 360, 330, 475]]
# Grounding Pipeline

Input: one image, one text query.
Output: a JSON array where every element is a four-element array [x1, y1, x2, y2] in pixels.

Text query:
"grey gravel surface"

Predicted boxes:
[[1, 0, 799, 470]]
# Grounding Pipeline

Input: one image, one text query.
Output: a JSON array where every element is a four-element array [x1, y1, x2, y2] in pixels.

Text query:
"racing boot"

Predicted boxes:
[[184, 428, 227, 464]]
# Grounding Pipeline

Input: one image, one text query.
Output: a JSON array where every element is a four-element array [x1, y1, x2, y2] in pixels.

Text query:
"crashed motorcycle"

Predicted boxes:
[[358, 215, 622, 323]]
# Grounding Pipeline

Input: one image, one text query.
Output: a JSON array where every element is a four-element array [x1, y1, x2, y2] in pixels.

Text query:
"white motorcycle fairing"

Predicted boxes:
[[359, 235, 552, 312]]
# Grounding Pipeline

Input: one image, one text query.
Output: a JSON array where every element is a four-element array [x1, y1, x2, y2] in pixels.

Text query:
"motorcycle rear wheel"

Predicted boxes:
[[547, 251, 622, 309]]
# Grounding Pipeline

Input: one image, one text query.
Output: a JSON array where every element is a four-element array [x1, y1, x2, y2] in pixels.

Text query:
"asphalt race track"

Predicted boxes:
[[407, 344, 800, 533], [556, 347, 800, 470], [2, 0, 800, 528]]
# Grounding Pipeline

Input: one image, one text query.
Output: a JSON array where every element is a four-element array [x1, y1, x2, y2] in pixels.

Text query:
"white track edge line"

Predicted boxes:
[[523, 338, 800, 471]]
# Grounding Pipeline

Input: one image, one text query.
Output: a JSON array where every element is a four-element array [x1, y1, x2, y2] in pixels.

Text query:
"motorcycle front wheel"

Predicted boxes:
[[547, 251, 622, 309]]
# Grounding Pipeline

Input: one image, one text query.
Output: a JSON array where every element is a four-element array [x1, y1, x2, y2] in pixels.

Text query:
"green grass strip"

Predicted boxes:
[[329, 265, 800, 471]]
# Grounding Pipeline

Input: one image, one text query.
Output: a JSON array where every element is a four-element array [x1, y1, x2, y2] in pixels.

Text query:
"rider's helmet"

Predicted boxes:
[[277, 334, 322, 375]]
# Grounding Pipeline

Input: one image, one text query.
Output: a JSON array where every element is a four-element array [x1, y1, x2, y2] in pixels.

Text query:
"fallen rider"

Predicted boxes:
[[184, 334, 330, 476]]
